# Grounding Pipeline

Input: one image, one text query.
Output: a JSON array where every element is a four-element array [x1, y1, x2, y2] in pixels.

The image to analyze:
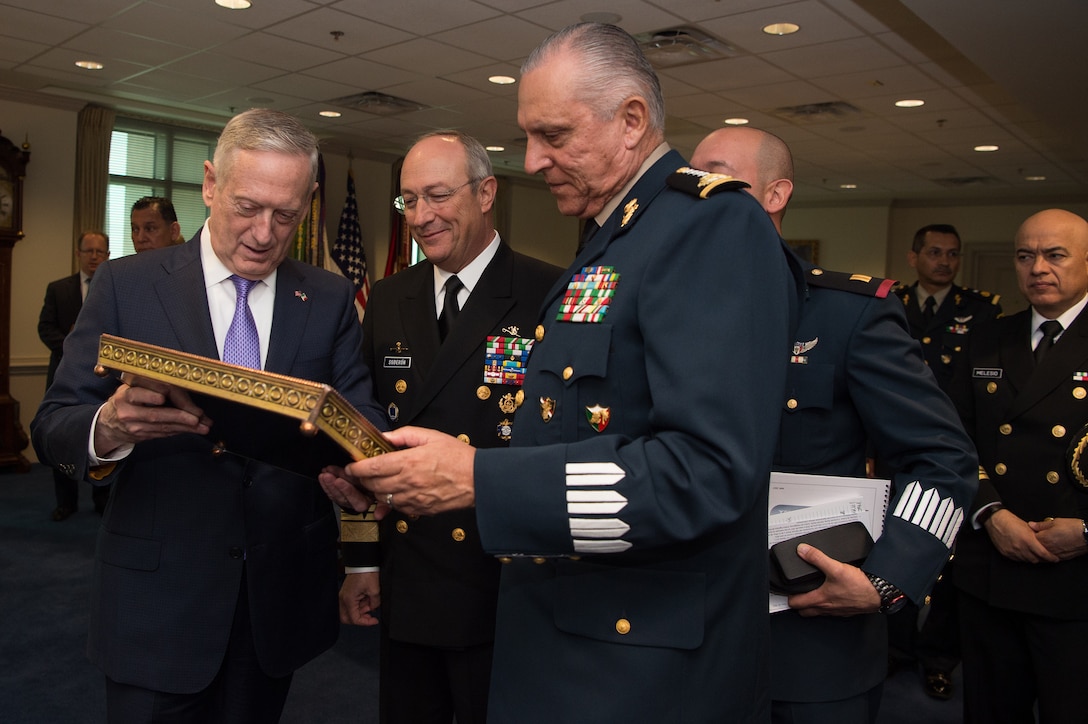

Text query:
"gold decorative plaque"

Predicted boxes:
[[94, 333, 393, 461]]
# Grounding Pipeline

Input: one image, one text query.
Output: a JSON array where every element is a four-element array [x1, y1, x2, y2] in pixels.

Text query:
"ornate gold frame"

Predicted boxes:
[[94, 333, 392, 460]]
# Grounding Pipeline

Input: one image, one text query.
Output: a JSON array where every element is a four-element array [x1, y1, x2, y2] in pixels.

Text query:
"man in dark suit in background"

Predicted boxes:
[[323, 23, 795, 723], [950, 208, 1088, 723], [31, 108, 384, 723], [339, 130, 561, 724], [691, 126, 977, 724], [37, 229, 110, 520]]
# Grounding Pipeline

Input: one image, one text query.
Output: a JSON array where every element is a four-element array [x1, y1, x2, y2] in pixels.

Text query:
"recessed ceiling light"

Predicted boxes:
[[723, 117, 749, 126], [840, 183, 857, 189], [319, 110, 341, 118], [488, 75, 516, 85], [895, 99, 925, 108], [75, 60, 104, 70], [974, 145, 999, 152], [215, 0, 251, 9], [1025, 175, 1046, 181], [763, 23, 800, 36], [486, 145, 505, 152]]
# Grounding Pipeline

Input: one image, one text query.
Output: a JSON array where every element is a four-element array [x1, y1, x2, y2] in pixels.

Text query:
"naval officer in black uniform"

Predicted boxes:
[[339, 131, 562, 724], [950, 208, 1088, 724], [691, 127, 977, 724]]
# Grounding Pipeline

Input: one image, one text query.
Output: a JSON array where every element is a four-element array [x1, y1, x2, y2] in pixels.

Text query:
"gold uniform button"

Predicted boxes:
[[562, 366, 574, 381], [994, 463, 1007, 475], [924, 595, 932, 606], [533, 557, 547, 565], [987, 382, 998, 394], [498, 556, 513, 564], [922, 336, 932, 345], [515, 389, 525, 408], [1053, 425, 1067, 438], [535, 324, 545, 342], [395, 379, 407, 394], [451, 528, 466, 542], [1047, 471, 1060, 484], [396, 520, 408, 534], [1075, 387, 1087, 400], [999, 424, 1012, 435], [810, 268, 824, 276], [615, 618, 631, 635], [476, 385, 491, 400], [786, 398, 798, 410], [456, 434, 470, 444]]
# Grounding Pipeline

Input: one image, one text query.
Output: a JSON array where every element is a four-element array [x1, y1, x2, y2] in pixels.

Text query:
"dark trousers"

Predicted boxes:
[[105, 574, 292, 724], [959, 591, 1088, 724], [772, 684, 883, 724], [380, 631, 493, 724], [53, 467, 110, 512]]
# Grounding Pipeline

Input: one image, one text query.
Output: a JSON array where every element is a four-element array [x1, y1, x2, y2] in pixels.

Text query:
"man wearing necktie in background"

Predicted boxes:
[[338, 130, 561, 724], [37, 230, 110, 521], [949, 209, 1088, 723], [31, 109, 385, 723]]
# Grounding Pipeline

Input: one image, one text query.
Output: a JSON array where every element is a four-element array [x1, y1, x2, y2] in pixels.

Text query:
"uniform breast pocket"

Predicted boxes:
[[536, 324, 612, 387], [778, 362, 835, 467]]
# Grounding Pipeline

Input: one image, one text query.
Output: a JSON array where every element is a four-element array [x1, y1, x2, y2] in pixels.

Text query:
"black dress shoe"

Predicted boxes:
[[51, 505, 76, 522], [924, 670, 953, 700]]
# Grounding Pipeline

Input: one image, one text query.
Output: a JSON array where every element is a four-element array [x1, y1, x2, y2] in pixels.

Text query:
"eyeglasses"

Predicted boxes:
[[394, 180, 475, 215]]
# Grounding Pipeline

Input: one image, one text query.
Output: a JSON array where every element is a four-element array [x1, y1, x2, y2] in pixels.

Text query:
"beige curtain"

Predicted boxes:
[[72, 104, 115, 249]]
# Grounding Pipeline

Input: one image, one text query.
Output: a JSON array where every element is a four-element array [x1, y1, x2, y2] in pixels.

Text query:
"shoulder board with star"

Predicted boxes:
[[957, 285, 1001, 306], [807, 268, 897, 299], [666, 166, 751, 198]]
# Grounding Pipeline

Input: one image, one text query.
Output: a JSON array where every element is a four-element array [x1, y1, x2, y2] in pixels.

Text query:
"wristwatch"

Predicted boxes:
[[866, 573, 907, 614]]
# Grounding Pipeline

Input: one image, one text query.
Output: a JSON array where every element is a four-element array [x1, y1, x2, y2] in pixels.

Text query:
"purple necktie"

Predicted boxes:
[[223, 275, 261, 369]]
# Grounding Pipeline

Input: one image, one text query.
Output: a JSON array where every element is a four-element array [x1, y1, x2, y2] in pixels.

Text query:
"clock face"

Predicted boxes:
[[0, 180, 13, 229]]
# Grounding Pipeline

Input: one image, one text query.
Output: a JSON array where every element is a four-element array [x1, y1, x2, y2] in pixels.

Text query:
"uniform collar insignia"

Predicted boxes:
[[621, 198, 638, 227]]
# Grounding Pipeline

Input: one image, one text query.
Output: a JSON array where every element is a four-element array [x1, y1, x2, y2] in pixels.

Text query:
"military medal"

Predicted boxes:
[[498, 393, 517, 414], [496, 419, 513, 441], [1074, 372, 1088, 382], [585, 404, 610, 433], [791, 338, 817, 364], [387, 402, 399, 422], [557, 266, 619, 323], [484, 335, 533, 386], [540, 397, 555, 423]]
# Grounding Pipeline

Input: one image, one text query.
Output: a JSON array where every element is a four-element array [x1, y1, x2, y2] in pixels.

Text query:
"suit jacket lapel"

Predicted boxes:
[[155, 241, 218, 359], [397, 264, 441, 384], [1010, 307, 1088, 418], [265, 259, 312, 374]]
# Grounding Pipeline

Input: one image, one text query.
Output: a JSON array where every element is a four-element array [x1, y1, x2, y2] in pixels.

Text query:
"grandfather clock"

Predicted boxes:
[[0, 131, 31, 472]]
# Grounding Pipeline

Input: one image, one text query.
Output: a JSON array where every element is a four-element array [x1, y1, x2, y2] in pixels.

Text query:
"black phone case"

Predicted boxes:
[[768, 521, 874, 595]]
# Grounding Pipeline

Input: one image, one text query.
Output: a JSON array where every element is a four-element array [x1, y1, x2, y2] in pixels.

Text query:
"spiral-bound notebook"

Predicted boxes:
[[767, 472, 891, 613]]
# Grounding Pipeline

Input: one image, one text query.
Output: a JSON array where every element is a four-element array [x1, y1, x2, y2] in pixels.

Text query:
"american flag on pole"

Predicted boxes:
[[331, 167, 370, 311]]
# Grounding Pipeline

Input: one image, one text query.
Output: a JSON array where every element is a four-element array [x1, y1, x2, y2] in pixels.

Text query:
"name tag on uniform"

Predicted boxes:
[[384, 356, 411, 369], [972, 367, 1002, 379]]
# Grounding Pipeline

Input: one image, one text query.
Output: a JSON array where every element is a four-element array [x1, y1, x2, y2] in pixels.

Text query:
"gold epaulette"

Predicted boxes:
[[666, 166, 750, 198]]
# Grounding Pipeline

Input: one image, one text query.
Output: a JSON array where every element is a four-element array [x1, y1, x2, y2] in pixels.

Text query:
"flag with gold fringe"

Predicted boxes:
[[384, 157, 410, 277], [293, 154, 326, 266]]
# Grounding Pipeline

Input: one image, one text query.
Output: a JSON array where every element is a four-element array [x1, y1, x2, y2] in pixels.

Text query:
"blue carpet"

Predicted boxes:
[[0, 464, 960, 722]]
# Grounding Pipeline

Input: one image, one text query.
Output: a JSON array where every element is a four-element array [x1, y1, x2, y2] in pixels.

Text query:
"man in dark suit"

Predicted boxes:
[[691, 126, 977, 723], [322, 23, 795, 723], [31, 109, 384, 723], [37, 229, 110, 520], [891, 222, 1001, 698], [950, 208, 1088, 723], [339, 130, 562, 724]]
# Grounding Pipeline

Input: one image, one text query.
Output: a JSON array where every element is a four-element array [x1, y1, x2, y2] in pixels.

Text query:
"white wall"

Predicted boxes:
[[782, 202, 892, 278]]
